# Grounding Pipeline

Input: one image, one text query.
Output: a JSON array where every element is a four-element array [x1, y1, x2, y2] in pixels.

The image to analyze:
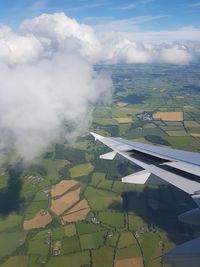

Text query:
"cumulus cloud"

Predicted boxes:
[[0, 12, 199, 161], [0, 53, 112, 161], [21, 13, 102, 62], [0, 14, 112, 161], [0, 25, 43, 65]]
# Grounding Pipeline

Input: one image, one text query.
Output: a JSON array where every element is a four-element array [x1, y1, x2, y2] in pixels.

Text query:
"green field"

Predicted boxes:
[[92, 246, 114, 267], [80, 231, 106, 250], [24, 200, 49, 219], [116, 244, 141, 259], [70, 163, 94, 178], [0, 256, 28, 267], [0, 214, 22, 232], [76, 221, 103, 235], [85, 186, 122, 210], [45, 251, 90, 267], [90, 172, 106, 186], [62, 236, 80, 254], [0, 232, 27, 259], [28, 238, 49, 256], [98, 211, 124, 228], [118, 231, 136, 248], [140, 233, 161, 265]]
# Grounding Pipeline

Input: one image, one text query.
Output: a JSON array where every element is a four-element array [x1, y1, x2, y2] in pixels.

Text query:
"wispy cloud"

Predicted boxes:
[[113, 0, 155, 11], [29, 0, 48, 10], [94, 15, 168, 32], [66, 2, 109, 12], [188, 2, 200, 7], [113, 3, 137, 10], [122, 26, 200, 42], [83, 16, 114, 23]]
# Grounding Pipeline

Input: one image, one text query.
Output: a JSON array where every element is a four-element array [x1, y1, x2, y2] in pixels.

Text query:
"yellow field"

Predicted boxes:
[[121, 107, 146, 113], [64, 224, 76, 236], [183, 105, 194, 109], [153, 112, 183, 121], [113, 117, 133, 123], [70, 163, 94, 178], [190, 133, 200, 137], [117, 102, 128, 107], [115, 258, 143, 267], [166, 130, 188, 136]]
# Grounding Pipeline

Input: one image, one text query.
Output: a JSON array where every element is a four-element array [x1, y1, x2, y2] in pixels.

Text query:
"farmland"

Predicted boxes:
[[0, 64, 200, 267]]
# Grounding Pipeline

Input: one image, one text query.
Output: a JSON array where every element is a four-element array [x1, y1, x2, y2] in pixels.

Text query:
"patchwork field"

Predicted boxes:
[[1, 64, 200, 267]]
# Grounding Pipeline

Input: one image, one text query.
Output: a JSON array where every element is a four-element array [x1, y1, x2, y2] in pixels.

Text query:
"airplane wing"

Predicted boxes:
[[91, 132, 200, 266], [91, 132, 200, 209], [91, 132, 200, 267]]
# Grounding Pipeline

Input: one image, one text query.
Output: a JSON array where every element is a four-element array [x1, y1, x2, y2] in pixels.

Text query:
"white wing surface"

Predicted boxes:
[[91, 132, 200, 202]]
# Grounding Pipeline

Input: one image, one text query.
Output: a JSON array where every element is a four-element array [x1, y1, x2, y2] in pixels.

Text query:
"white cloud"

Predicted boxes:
[[0, 52, 112, 161], [0, 25, 43, 65], [0, 12, 200, 160], [21, 12, 102, 61], [0, 13, 112, 161]]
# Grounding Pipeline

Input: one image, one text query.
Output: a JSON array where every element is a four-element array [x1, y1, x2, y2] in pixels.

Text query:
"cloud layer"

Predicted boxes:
[[0, 12, 199, 161], [1, 12, 200, 66]]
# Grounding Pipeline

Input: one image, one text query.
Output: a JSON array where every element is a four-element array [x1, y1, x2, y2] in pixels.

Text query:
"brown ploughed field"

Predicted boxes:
[[115, 258, 143, 267], [50, 187, 81, 216], [51, 180, 80, 198], [23, 210, 52, 230], [62, 198, 90, 222]]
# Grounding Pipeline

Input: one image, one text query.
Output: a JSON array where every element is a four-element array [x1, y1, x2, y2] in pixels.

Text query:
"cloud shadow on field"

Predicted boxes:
[[0, 163, 24, 215], [120, 186, 198, 245]]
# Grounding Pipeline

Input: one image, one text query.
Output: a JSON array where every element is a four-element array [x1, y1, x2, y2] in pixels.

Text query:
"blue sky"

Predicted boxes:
[[0, 0, 200, 32]]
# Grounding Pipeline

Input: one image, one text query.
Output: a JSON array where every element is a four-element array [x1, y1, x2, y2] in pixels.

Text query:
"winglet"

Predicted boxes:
[[90, 132, 104, 141]]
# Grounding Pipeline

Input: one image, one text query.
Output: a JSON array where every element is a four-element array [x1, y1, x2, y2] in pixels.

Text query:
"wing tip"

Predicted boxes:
[[90, 132, 104, 141]]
